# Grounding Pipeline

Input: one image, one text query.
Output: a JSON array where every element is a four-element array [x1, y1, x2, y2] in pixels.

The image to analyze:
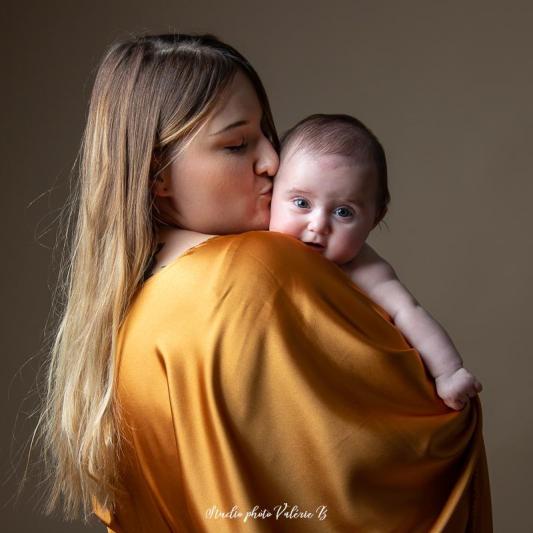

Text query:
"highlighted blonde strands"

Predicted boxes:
[[30, 32, 279, 523]]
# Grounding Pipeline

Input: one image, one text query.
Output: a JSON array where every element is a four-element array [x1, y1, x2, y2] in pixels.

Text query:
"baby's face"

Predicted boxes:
[[269, 149, 379, 265]]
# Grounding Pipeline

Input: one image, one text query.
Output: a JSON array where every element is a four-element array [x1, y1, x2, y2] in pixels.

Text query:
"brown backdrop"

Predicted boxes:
[[3, 1, 532, 531]]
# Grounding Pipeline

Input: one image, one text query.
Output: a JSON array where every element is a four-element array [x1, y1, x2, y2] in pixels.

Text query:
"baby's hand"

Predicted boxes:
[[435, 367, 483, 410]]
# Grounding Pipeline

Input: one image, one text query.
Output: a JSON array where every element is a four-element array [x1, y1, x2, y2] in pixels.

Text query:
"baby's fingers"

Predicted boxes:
[[462, 367, 483, 394], [444, 396, 469, 411], [469, 387, 481, 397], [465, 379, 483, 397]]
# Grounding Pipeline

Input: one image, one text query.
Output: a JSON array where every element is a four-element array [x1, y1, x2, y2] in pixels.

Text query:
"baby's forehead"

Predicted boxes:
[[281, 147, 361, 169], [279, 148, 375, 181], [277, 148, 377, 198]]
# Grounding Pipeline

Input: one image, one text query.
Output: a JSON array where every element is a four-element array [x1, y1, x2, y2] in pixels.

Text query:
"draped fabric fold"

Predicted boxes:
[[93, 230, 492, 532]]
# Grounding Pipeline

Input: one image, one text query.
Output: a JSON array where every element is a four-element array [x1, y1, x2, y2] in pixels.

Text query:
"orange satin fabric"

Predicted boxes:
[[93, 230, 492, 532]]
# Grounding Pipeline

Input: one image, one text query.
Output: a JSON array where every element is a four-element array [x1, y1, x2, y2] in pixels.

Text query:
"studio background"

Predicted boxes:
[[3, 1, 532, 531]]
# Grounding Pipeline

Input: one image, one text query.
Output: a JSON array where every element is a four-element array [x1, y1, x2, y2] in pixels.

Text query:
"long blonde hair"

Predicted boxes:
[[32, 33, 279, 523]]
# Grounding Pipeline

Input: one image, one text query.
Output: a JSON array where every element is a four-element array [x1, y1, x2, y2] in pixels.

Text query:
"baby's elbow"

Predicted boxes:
[[393, 301, 427, 330]]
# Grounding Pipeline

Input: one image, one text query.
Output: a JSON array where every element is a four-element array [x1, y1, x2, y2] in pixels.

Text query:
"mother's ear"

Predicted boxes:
[[150, 150, 172, 197]]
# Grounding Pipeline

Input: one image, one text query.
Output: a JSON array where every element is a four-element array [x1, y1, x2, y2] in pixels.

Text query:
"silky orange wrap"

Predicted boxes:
[[93, 231, 492, 532]]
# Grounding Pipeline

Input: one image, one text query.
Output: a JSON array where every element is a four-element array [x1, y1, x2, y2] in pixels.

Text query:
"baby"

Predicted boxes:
[[269, 113, 482, 410]]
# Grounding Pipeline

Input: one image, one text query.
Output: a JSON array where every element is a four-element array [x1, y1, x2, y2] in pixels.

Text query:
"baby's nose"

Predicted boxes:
[[308, 213, 330, 234]]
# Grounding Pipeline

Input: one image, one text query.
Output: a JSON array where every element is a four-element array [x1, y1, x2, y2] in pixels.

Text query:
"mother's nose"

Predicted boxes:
[[254, 137, 279, 177]]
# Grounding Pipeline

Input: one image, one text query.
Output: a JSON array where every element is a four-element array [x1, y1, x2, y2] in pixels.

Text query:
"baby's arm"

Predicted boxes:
[[342, 243, 483, 410]]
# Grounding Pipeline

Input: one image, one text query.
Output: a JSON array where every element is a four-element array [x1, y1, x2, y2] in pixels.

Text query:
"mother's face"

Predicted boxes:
[[154, 70, 279, 234]]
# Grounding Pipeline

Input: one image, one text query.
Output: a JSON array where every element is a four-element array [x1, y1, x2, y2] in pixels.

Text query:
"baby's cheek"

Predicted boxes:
[[268, 198, 284, 230], [268, 201, 299, 237], [269, 213, 291, 233]]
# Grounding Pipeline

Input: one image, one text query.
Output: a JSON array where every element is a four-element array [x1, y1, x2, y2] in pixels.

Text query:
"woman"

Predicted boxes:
[[36, 33, 492, 531]]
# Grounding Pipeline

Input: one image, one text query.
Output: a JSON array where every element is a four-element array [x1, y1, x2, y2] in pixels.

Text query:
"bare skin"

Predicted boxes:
[[270, 148, 483, 411], [342, 243, 483, 410], [145, 227, 216, 279], [146, 69, 278, 279]]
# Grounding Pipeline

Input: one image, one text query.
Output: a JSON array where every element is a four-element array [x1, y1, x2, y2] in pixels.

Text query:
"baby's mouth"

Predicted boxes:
[[304, 242, 325, 252]]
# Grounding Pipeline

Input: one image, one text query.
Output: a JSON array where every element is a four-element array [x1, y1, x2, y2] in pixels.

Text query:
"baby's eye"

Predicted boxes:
[[224, 139, 248, 153], [293, 198, 310, 209], [335, 206, 354, 218]]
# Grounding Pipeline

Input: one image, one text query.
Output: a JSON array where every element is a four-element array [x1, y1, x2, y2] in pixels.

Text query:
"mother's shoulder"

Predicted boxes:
[[217, 230, 341, 284], [234, 230, 306, 254], [227, 231, 316, 266]]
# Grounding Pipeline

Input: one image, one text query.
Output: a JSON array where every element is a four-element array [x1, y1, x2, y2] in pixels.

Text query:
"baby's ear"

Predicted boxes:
[[373, 206, 388, 228]]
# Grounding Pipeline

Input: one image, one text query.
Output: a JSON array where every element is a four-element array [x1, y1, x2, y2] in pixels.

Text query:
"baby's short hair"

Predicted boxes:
[[280, 114, 390, 225]]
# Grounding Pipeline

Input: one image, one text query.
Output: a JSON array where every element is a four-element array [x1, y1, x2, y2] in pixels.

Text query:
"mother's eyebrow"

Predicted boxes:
[[209, 119, 249, 136]]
